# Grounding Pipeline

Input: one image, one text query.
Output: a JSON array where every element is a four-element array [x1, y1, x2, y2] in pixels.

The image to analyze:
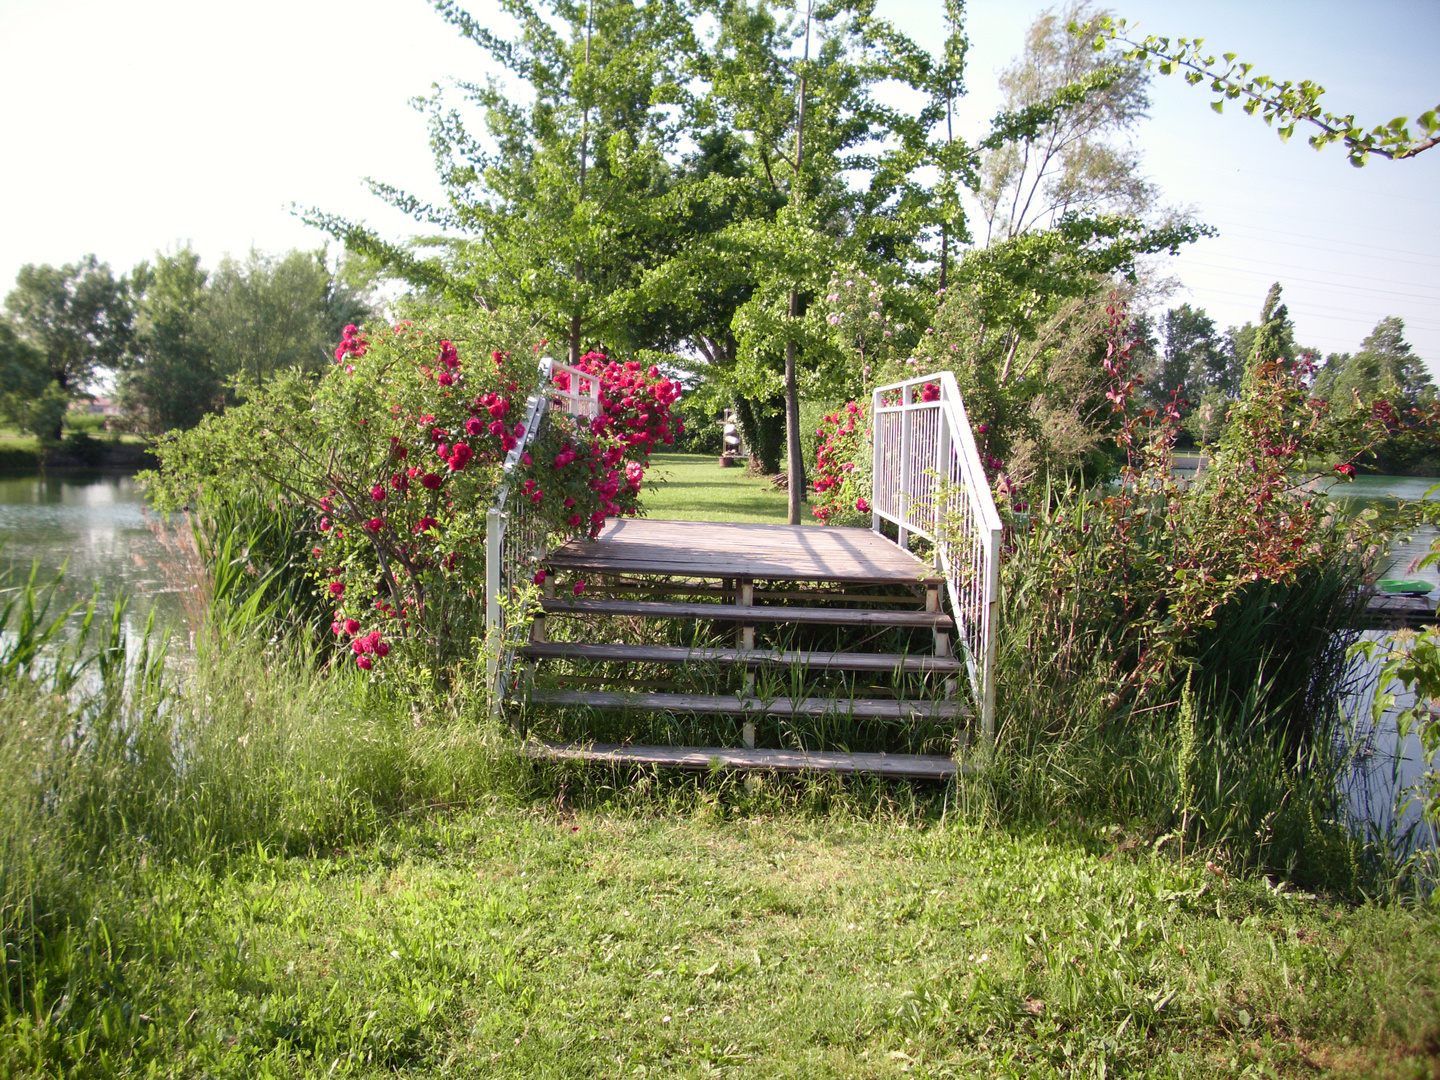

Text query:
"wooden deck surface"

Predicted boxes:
[[518, 642, 963, 674], [545, 518, 941, 584], [523, 741, 963, 779]]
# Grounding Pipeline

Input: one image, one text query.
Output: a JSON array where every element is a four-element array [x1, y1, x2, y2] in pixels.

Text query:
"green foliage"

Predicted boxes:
[[143, 314, 677, 682], [309, 0, 692, 365], [1086, 16, 1440, 165], [203, 247, 378, 391], [122, 247, 222, 433], [978, 1, 1156, 243], [1322, 316, 1432, 409], [2, 255, 132, 441], [1144, 302, 1225, 410], [964, 304, 1412, 881]]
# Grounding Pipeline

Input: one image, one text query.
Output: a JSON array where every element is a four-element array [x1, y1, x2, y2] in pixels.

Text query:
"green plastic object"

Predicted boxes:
[[1377, 578, 1434, 595]]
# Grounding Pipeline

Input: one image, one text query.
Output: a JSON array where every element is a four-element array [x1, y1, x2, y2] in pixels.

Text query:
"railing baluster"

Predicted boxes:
[[868, 372, 1002, 743]]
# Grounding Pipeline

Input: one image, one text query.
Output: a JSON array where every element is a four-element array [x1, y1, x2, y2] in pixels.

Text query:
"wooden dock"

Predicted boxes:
[[517, 518, 966, 780], [1362, 592, 1439, 629], [545, 518, 943, 585]]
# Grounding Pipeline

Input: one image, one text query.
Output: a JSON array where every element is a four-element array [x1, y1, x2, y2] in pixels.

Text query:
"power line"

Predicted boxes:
[[1169, 285, 1440, 333], [1194, 232, 1440, 274], [1177, 260, 1440, 304], [1199, 218, 1440, 267]]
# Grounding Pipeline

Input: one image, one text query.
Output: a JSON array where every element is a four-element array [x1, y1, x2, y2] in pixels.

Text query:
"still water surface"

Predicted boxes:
[[0, 472, 191, 641]]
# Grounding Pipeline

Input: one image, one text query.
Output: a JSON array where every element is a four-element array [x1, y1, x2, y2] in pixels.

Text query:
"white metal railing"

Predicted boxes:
[[871, 371, 1002, 741], [485, 358, 602, 700]]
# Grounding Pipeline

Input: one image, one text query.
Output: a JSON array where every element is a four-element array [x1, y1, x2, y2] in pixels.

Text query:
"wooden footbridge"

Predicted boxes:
[[486, 366, 1002, 781]]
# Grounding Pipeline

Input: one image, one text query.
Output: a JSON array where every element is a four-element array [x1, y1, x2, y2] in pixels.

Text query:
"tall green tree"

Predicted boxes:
[[309, 0, 693, 367], [2, 255, 132, 440], [206, 249, 359, 390], [1144, 302, 1223, 407], [1324, 317, 1431, 408], [122, 248, 223, 433], [977, 0, 1154, 245], [663, 0, 942, 516], [0, 319, 67, 441]]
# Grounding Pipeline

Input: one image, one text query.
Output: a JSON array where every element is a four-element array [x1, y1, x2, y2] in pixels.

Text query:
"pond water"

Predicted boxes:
[[0, 469, 1434, 848], [0, 472, 194, 647]]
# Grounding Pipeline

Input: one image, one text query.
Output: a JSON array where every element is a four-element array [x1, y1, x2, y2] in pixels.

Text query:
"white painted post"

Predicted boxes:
[[485, 506, 504, 696], [870, 385, 882, 534], [981, 525, 1000, 744], [897, 382, 912, 551]]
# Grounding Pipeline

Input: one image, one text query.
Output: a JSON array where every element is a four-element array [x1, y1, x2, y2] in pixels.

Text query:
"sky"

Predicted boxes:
[[1, 0, 1436, 369]]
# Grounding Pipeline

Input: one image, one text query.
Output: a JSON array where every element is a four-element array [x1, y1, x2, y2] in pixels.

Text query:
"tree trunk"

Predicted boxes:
[[785, 293, 805, 524]]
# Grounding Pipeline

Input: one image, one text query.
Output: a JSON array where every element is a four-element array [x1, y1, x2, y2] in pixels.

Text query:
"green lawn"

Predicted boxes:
[[642, 453, 808, 524], [18, 801, 1434, 1078]]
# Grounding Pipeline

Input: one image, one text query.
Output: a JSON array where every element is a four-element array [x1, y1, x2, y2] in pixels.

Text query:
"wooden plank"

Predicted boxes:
[[545, 519, 942, 585], [1360, 593, 1440, 628], [518, 641, 963, 673], [523, 688, 965, 720], [598, 582, 925, 606], [523, 741, 964, 779], [538, 596, 955, 629]]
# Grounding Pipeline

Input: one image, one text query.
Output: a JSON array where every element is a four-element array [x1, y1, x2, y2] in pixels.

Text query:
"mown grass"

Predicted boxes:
[[5, 793, 1438, 1078], [642, 453, 803, 524]]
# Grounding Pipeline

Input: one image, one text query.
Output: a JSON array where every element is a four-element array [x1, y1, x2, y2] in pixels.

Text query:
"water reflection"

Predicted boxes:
[[0, 473, 193, 643]]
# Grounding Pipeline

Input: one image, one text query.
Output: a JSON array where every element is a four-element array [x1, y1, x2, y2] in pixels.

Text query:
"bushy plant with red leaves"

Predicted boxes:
[[991, 299, 1401, 726], [146, 318, 680, 680]]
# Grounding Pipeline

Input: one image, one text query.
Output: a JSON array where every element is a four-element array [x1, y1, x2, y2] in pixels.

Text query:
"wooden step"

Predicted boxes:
[[596, 582, 925, 607], [518, 641, 963, 674], [524, 741, 964, 779], [538, 597, 954, 630], [523, 689, 965, 720]]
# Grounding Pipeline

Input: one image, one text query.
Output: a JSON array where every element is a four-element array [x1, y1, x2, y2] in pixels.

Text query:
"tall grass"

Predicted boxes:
[[984, 475, 1378, 892], [0, 559, 526, 1035]]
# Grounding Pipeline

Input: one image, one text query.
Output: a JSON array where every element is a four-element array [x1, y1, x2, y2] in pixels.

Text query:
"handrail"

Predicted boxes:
[[485, 358, 602, 701], [871, 371, 1002, 742]]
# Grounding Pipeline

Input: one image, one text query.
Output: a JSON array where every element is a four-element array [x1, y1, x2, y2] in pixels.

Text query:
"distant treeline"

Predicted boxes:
[[0, 247, 379, 443]]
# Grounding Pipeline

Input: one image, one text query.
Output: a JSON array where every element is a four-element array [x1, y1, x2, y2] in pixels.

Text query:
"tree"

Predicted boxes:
[[1144, 302, 1222, 407], [941, 1, 1209, 426], [0, 319, 68, 441], [1323, 317, 1430, 408], [977, 1, 1154, 245], [3, 255, 132, 440], [1086, 17, 1439, 165], [664, 0, 943, 517], [122, 247, 223, 433], [206, 248, 359, 392], [308, 0, 692, 368]]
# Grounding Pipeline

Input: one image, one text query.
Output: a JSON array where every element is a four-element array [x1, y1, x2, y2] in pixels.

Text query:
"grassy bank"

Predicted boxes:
[[5, 789, 1438, 1078], [3, 464, 1438, 1078]]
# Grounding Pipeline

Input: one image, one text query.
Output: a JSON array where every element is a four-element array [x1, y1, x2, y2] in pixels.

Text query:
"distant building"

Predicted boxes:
[[82, 397, 123, 417]]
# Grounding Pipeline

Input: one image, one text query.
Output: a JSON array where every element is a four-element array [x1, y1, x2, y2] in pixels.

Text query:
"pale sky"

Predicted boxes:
[[1, 0, 1436, 369]]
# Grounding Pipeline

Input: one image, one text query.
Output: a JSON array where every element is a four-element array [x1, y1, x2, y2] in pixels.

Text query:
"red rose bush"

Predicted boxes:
[[146, 315, 680, 681]]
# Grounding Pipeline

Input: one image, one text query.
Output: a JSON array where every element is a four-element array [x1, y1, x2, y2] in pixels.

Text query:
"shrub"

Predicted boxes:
[[144, 314, 681, 680]]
